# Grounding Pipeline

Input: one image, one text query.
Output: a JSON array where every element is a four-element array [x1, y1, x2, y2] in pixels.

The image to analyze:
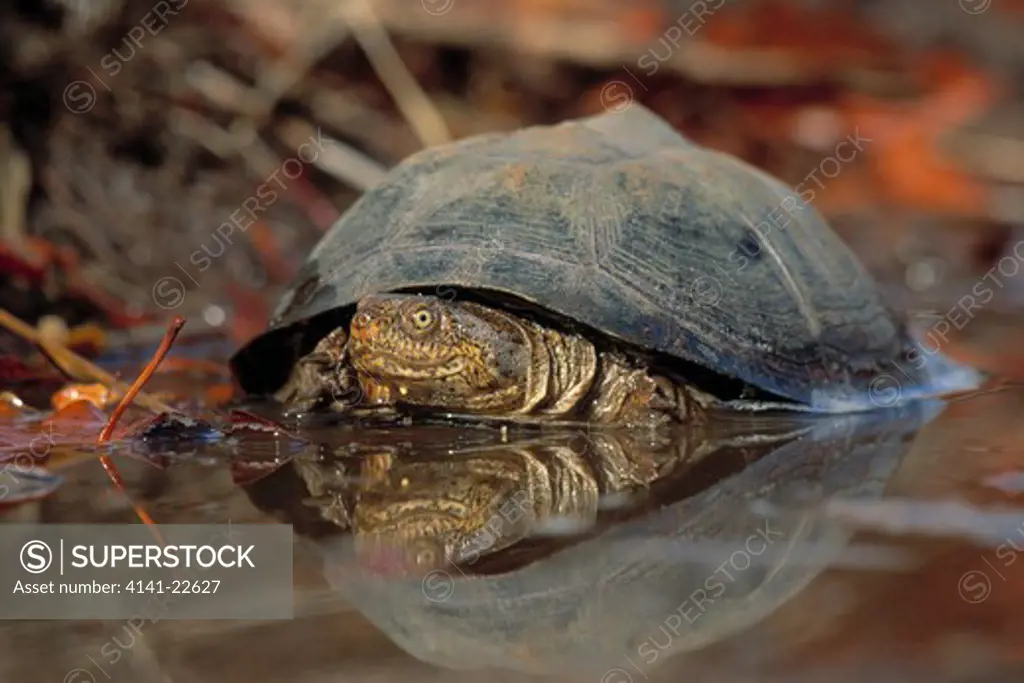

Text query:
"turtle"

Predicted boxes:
[[229, 105, 978, 426]]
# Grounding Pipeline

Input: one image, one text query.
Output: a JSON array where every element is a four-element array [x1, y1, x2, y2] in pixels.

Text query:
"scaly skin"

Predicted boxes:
[[277, 294, 713, 425], [290, 428, 698, 574]]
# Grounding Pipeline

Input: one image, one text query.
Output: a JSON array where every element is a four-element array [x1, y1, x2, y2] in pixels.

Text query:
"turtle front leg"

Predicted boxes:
[[586, 353, 712, 426], [274, 328, 360, 412]]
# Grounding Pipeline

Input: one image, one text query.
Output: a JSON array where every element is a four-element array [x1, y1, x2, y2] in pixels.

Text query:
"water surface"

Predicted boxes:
[[1, 357, 1023, 683]]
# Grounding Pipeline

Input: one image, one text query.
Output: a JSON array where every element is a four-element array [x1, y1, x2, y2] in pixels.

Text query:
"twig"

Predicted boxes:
[[171, 110, 339, 228], [0, 309, 174, 414], [218, 0, 351, 124], [0, 125, 32, 246], [342, 0, 452, 148], [34, 343, 76, 382], [96, 316, 185, 537], [305, 85, 420, 160], [97, 317, 185, 443], [169, 109, 249, 161], [276, 118, 389, 191], [246, 4, 353, 128], [184, 61, 261, 116]]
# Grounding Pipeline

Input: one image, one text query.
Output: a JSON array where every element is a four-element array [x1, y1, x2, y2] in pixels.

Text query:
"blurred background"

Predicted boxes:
[[2, 3, 1024, 683], [2, 0, 1023, 372]]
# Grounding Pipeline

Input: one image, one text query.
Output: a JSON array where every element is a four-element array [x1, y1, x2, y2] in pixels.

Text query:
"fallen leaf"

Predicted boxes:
[[51, 383, 117, 411]]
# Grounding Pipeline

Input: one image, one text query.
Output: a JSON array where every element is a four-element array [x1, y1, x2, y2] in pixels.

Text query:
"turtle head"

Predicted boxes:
[[347, 293, 531, 412]]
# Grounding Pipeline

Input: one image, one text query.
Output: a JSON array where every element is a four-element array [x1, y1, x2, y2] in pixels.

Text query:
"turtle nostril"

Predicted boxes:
[[353, 312, 374, 329]]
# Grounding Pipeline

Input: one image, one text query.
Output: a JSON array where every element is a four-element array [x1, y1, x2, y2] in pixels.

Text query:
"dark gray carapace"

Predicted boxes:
[[230, 106, 979, 411]]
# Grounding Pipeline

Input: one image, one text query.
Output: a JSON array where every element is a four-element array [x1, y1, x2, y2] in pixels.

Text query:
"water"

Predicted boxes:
[[1, 353, 1023, 682]]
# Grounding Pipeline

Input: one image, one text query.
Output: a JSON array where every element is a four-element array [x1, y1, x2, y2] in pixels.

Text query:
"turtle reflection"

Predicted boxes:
[[242, 403, 938, 676], [271, 416, 820, 575]]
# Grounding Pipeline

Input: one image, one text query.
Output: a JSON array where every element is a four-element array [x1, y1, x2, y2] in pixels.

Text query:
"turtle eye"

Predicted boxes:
[[410, 308, 434, 330], [353, 312, 373, 329]]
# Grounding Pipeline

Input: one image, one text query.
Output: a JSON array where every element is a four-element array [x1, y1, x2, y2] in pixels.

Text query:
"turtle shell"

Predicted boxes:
[[230, 105, 977, 409]]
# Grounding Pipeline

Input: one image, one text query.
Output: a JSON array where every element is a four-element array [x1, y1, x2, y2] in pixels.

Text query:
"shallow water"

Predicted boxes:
[[2, 346, 1024, 683]]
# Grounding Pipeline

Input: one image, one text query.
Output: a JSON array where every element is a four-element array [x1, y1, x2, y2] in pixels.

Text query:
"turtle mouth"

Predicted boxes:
[[349, 347, 467, 380]]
